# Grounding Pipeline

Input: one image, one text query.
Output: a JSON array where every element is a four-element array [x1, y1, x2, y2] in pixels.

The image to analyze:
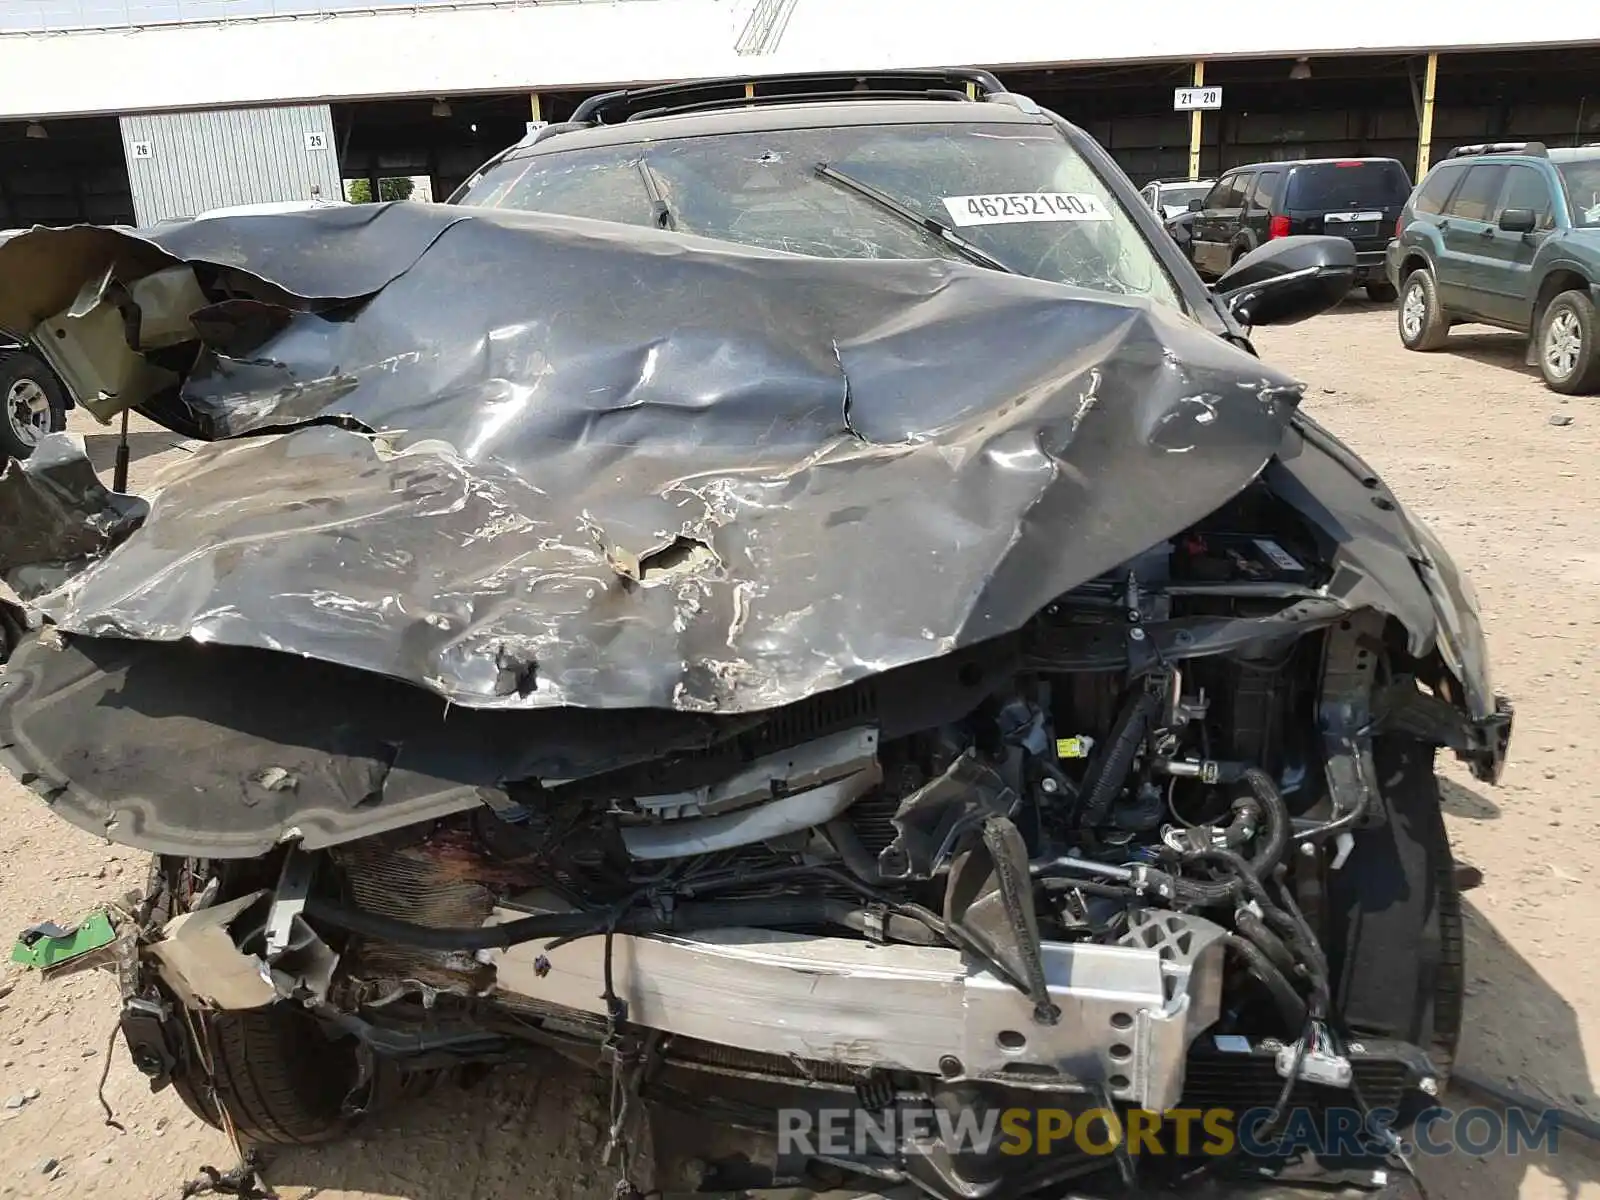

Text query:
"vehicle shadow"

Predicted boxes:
[[1438, 330, 1542, 382], [259, 1050, 625, 1200], [80, 430, 192, 476], [1439, 776, 1502, 820], [1419, 895, 1600, 1199]]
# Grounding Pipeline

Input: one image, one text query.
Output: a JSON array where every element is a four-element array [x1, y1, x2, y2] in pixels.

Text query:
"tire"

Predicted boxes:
[[1397, 269, 1450, 351], [145, 855, 439, 1147], [1536, 288, 1600, 395], [0, 349, 68, 462], [170, 1005, 362, 1146], [1365, 281, 1398, 304], [144, 858, 361, 1146], [1325, 736, 1463, 1091], [0, 604, 22, 665], [1391, 741, 1464, 1083]]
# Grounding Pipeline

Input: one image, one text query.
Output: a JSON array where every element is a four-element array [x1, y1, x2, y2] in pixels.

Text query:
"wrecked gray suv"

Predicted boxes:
[[0, 71, 1510, 1199]]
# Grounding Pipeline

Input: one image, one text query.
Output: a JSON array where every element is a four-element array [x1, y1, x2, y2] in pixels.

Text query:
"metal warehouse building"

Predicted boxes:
[[0, 0, 1596, 226]]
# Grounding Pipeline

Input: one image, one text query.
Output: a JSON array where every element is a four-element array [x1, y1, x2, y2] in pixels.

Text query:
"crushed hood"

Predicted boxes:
[[0, 202, 1303, 715]]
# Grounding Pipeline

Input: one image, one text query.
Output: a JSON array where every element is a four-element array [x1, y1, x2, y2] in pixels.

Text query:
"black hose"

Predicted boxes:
[[1079, 688, 1162, 827], [1222, 933, 1308, 1032], [303, 894, 938, 952], [1234, 906, 1298, 981], [823, 817, 885, 885], [1185, 847, 1327, 992], [1172, 872, 1244, 907], [1239, 766, 1290, 877]]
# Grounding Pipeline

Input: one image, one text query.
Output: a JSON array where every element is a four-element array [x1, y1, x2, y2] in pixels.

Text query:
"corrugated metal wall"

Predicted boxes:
[[119, 104, 341, 224]]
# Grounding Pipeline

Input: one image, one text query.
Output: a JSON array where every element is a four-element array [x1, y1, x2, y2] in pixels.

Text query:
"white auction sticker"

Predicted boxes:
[[942, 192, 1111, 227]]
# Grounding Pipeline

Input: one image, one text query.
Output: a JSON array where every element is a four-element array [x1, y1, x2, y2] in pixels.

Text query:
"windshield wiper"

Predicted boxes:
[[636, 159, 675, 230], [814, 163, 1014, 274]]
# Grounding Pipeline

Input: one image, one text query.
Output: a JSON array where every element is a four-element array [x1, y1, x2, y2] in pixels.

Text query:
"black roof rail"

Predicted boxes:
[[1447, 141, 1549, 159], [570, 69, 1008, 126]]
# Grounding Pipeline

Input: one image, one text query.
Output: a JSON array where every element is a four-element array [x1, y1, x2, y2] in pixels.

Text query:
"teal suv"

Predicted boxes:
[[1388, 142, 1600, 393]]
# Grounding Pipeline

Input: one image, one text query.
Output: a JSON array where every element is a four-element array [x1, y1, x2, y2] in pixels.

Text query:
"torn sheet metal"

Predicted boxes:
[[149, 893, 279, 1011], [0, 203, 1302, 715], [0, 434, 147, 598]]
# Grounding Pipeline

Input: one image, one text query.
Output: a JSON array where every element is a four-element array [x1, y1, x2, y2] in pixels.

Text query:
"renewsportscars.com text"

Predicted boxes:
[[777, 1105, 1561, 1159]]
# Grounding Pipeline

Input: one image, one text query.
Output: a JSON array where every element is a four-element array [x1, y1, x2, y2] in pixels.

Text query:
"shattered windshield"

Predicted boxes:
[[1558, 158, 1600, 228], [457, 122, 1182, 310]]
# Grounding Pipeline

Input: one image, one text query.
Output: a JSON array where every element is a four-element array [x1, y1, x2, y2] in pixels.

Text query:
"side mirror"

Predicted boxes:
[[1212, 235, 1357, 327], [1187, 198, 1205, 212], [1499, 208, 1537, 234]]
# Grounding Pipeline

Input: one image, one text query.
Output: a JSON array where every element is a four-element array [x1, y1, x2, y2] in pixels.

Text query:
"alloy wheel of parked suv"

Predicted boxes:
[[1398, 269, 1450, 351], [1538, 289, 1600, 394]]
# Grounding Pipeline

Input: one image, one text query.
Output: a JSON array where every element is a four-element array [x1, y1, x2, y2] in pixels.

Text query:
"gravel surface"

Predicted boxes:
[[2, 297, 1599, 1198]]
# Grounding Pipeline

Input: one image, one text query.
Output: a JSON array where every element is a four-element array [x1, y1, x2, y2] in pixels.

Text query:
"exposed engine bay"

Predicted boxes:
[[0, 206, 1512, 1198], [26, 507, 1500, 1198]]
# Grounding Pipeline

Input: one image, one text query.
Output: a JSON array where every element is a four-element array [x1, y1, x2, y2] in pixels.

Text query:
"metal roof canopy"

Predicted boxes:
[[0, 0, 1594, 122]]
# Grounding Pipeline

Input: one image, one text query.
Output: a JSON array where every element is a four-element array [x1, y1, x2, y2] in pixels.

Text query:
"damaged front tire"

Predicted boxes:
[[143, 856, 364, 1146], [170, 1005, 362, 1146]]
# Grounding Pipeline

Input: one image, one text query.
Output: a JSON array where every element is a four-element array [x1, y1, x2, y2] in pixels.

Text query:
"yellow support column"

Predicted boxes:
[[1415, 54, 1438, 180], [745, 83, 755, 99], [1188, 61, 1205, 181], [530, 93, 542, 123]]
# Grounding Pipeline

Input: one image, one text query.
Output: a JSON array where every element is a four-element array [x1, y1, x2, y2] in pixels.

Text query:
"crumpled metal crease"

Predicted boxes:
[[0, 203, 1305, 714]]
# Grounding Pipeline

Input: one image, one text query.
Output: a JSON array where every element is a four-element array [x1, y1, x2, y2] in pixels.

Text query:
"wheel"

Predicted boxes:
[[1365, 281, 1398, 304], [1537, 288, 1600, 395], [145, 856, 439, 1147], [0, 349, 68, 462], [1325, 735, 1463, 1091], [1398, 269, 1450, 351], [170, 1004, 363, 1146]]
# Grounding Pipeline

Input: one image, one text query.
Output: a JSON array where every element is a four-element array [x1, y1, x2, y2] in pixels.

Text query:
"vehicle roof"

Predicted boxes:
[[1428, 147, 1600, 168], [513, 98, 1053, 159], [1219, 157, 1405, 174]]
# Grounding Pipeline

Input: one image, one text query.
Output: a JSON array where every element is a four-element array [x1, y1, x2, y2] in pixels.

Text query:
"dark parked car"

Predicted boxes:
[[0, 71, 1507, 1200], [1387, 141, 1600, 393], [1190, 157, 1413, 301]]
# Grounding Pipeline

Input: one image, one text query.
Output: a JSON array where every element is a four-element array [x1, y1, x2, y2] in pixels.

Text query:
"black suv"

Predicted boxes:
[[1387, 142, 1600, 393], [1188, 157, 1413, 300]]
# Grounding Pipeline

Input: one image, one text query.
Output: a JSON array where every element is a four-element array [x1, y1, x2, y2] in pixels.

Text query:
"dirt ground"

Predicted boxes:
[[2, 297, 1599, 1199]]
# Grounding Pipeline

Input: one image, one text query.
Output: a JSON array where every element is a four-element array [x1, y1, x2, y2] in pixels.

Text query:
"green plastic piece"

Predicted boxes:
[[10, 909, 116, 971]]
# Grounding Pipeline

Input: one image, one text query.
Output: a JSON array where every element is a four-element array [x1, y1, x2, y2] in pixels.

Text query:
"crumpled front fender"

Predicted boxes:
[[1269, 415, 1511, 783]]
